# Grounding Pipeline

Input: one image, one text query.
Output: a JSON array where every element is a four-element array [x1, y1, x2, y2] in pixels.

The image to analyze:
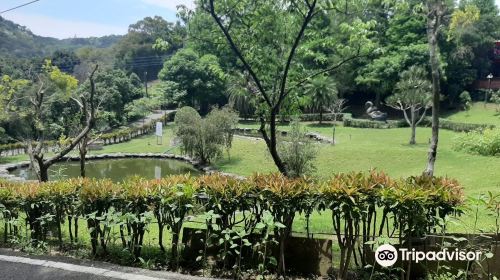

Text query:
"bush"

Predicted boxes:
[[452, 128, 500, 156], [174, 106, 203, 158], [438, 118, 494, 132], [343, 113, 495, 132], [278, 118, 318, 177], [459, 91, 472, 112], [491, 90, 500, 112], [174, 106, 238, 164], [343, 114, 405, 129]]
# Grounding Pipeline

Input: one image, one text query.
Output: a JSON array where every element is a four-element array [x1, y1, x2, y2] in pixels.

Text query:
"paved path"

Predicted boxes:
[[129, 110, 175, 128], [0, 249, 210, 280]]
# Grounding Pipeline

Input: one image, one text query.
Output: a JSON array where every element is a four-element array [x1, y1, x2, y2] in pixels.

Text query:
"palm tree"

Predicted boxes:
[[226, 72, 257, 119], [304, 75, 338, 124]]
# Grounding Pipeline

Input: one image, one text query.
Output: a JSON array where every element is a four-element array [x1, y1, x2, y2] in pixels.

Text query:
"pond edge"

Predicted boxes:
[[0, 153, 242, 182]]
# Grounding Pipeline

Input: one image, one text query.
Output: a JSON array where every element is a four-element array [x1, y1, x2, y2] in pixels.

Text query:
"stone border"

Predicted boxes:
[[233, 128, 334, 144], [0, 153, 241, 182]]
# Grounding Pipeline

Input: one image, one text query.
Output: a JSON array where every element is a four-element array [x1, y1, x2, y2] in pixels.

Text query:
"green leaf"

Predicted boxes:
[[274, 222, 286, 229]]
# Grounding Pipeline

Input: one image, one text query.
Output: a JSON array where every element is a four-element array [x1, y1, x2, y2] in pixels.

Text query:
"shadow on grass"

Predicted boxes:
[[306, 123, 334, 128], [400, 142, 429, 148], [214, 156, 243, 168]]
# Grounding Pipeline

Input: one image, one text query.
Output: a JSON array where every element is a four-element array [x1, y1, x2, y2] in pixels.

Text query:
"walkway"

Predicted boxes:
[[0, 249, 212, 280]]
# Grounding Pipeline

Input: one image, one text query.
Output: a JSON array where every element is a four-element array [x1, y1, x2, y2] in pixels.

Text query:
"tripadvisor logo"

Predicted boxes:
[[375, 244, 483, 267], [375, 244, 398, 267]]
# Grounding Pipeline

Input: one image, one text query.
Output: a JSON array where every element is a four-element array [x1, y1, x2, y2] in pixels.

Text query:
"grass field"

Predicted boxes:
[[443, 102, 500, 126], [233, 122, 499, 197]]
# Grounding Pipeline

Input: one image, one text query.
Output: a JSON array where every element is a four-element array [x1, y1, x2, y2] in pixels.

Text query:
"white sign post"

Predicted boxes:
[[155, 122, 163, 145]]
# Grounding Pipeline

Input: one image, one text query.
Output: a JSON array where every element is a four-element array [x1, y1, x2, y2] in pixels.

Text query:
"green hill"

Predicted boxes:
[[0, 16, 121, 58]]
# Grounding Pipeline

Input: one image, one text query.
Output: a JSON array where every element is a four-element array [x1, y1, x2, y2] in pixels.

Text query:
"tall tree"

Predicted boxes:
[[442, 2, 484, 107], [423, 1, 446, 177], [158, 48, 226, 114], [387, 66, 432, 144], [356, 0, 428, 106], [114, 16, 185, 79], [204, 0, 375, 179]]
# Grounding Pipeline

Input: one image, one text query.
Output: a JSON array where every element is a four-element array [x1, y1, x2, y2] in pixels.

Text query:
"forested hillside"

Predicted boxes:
[[0, 16, 121, 57]]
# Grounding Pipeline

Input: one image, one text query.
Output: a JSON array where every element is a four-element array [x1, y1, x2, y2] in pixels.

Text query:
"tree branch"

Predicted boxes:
[[278, 0, 317, 107], [416, 107, 429, 125], [285, 48, 364, 95], [208, 0, 272, 107], [44, 65, 98, 166]]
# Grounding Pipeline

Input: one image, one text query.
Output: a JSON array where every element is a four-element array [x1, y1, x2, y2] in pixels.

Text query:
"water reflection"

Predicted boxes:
[[11, 158, 200, 182]]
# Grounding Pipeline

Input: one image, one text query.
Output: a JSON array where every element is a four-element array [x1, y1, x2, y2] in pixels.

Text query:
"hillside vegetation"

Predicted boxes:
[[0, 16, 121, 58]]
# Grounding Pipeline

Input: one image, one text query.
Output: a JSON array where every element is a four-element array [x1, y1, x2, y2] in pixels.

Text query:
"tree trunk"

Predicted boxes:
[[27, 65, 99, 183], [80, 157, 86, 178], [319, 111, 323, 124], [278, 234, 286, 274], [332, 124, 336, 145], [79, 135, 88, 178], [158, 223, 165, 252], [171, 231, 180, 264], [410, 109, 416, 145], [259, 111, 288, 176], [410, 124, 417, 145], [39, 164, 49, 182], [424, 1, 443, 177]]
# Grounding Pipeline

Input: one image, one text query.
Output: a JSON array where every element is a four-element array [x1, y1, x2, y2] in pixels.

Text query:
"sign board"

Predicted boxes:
[[155, 122, 163, 137]]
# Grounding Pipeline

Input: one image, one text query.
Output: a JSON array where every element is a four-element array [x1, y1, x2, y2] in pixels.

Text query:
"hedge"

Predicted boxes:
[[100, 111, 175, 145], [0, 172, 464, 277], [342, 113, 496, 132], [342, 113, 405, 129]]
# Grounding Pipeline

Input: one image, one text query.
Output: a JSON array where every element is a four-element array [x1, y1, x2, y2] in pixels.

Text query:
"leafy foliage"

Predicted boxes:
[[174, 106, 238, 164], [459, 91, 472, 112], [386, 66, 432, 144], [114, 16, 185, 79], [159, 48, 226, 114], [277, 118, 318, 177], [303, 75, 338, 124], [452, 128, 500, 156]]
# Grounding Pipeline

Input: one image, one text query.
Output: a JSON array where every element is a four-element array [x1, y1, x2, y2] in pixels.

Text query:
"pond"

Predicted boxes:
[[11, 158, 200, 182]]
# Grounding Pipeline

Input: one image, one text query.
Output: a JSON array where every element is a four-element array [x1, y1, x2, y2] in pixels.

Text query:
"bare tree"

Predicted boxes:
[[27, 65, 99, 182]]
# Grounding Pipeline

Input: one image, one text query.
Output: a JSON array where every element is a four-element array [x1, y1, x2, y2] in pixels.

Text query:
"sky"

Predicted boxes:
[[0, 0, 194, 39]]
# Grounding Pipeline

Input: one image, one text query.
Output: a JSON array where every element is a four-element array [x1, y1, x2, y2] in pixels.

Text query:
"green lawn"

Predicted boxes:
[[443, 102, 500, 126], [234, 122, 500, 197], [91, 128, 179, 155]]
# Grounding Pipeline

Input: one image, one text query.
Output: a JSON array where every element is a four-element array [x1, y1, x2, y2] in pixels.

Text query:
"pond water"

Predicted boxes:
[[11, 158, 200, 182]]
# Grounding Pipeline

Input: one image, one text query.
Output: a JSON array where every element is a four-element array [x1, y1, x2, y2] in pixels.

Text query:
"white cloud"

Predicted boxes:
[[3, 13, 127, 39], [141, 0, 195, 11]]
